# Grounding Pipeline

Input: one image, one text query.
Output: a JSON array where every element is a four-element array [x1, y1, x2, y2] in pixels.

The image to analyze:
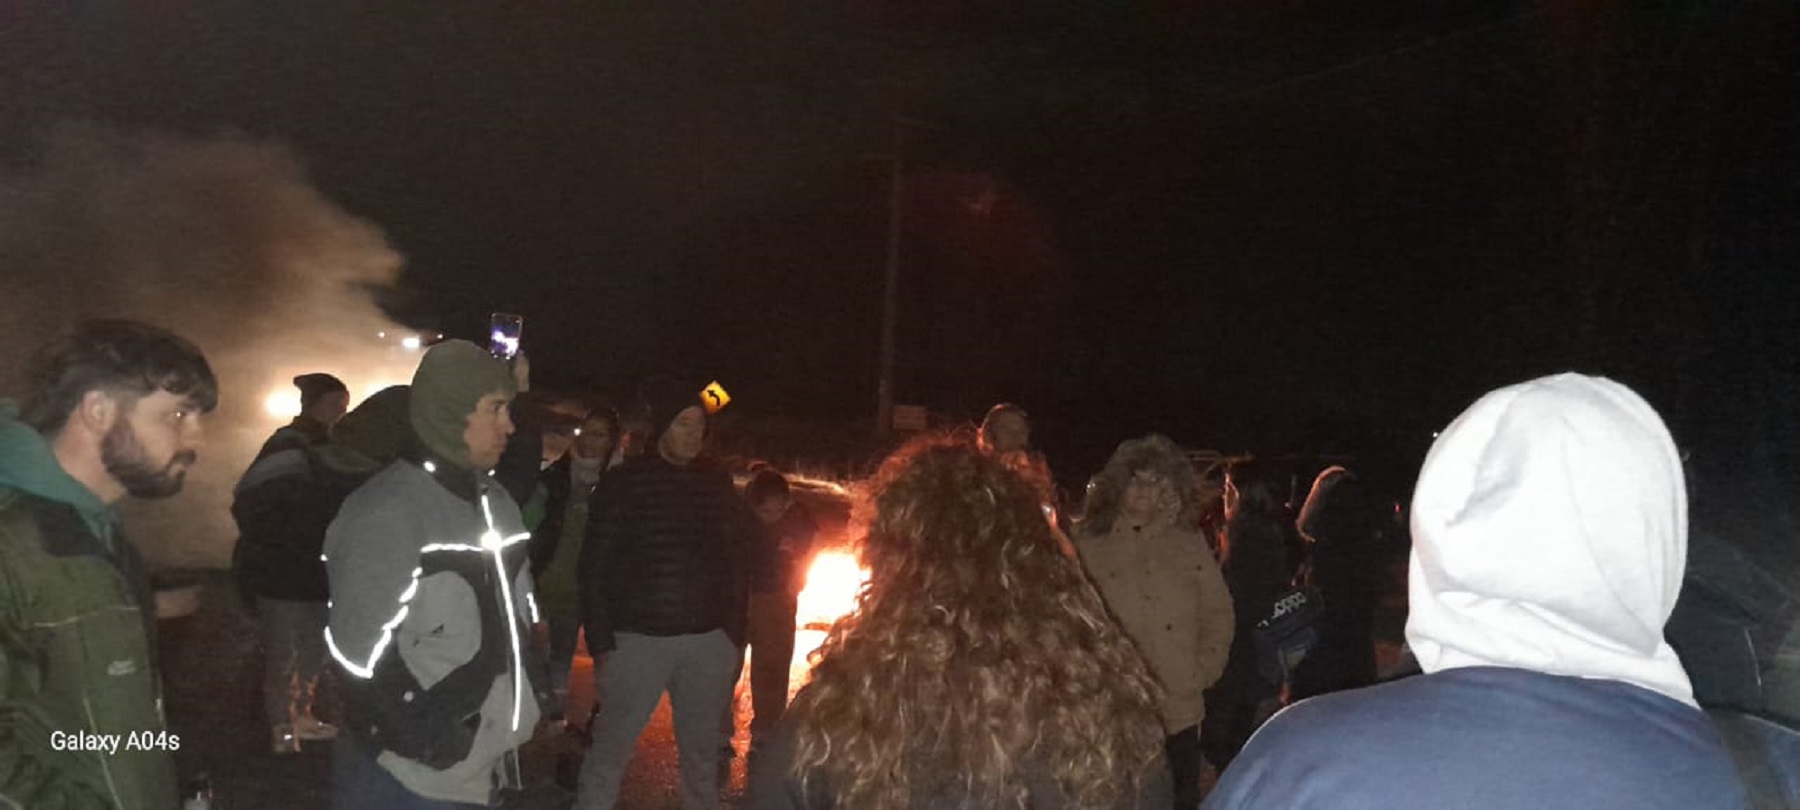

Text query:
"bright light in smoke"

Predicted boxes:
[[401, 335, 422, 350], [265, 389, 301, 419], [0, 123, 425, 571], [261, 376, 414, 427]]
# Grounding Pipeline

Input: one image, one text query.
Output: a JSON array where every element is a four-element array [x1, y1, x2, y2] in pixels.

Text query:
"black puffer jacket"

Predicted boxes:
[[231, 447, 365, 602], [578, 454, 756, 653]]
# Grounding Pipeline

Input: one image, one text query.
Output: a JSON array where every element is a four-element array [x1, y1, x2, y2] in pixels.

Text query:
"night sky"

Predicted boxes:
[[4, 1, 1796, 488]]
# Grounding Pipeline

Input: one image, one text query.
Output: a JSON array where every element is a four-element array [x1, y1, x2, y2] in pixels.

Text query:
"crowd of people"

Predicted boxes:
[[0, 319, 1774, 809]]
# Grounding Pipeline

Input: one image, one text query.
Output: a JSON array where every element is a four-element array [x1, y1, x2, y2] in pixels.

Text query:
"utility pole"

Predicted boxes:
[[863, 100, 938, 438], [875, 118, 905, 438]]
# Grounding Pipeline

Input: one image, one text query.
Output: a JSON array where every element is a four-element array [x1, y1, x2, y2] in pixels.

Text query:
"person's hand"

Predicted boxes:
[[511, 351, 531, 393]]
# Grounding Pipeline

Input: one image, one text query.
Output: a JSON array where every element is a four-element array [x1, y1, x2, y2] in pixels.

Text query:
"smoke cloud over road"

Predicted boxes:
[[0, 122, 421, 568]]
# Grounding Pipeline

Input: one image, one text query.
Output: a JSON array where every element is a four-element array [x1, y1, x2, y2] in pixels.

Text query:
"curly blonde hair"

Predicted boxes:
[[1079, 434, 1201, 536], [789, 433, 1165, 809]]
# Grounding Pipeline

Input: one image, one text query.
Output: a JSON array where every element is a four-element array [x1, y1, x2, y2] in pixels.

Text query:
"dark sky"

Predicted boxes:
[[4, 1, 1796, 486]]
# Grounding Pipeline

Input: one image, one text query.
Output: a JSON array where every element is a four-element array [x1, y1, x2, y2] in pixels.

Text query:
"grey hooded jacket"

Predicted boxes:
[[324, 455, 541, 805]]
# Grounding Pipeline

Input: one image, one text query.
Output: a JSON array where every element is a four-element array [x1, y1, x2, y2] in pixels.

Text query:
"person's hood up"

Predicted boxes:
[[1406, 373, 1696, 706], [0, 402, 116, 542], [316, 385, 414, 476], [409, 340, 514, 470]]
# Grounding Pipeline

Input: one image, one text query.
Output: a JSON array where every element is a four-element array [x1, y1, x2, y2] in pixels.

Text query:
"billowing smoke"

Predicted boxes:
[[0, 122, 422, 569]]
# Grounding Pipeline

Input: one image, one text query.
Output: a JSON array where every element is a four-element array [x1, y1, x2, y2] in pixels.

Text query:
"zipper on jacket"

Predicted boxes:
[[478, 492, 531, 732], [82, 693, 126, 810]]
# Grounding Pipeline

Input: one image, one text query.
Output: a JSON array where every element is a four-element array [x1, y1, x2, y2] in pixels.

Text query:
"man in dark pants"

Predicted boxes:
[[740, 468, 818, 753]]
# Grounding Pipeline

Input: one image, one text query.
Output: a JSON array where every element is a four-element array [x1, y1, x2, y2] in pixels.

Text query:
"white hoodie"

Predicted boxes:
[[1406, 373, 1696, 706]]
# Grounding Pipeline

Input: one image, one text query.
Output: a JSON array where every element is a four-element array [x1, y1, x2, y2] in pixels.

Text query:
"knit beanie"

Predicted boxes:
[[316, 385, 414, 475], [638, 375, 705, 444], [410, 340, 516, 469]]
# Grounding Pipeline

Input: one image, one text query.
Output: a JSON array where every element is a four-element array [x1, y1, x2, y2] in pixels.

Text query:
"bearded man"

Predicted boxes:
[[0, 319, 218, 809]]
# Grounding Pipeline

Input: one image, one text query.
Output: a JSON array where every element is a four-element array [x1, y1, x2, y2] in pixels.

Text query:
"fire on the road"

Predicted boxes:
[[789, 550, 868, 673], [797, 550, 867, 631]]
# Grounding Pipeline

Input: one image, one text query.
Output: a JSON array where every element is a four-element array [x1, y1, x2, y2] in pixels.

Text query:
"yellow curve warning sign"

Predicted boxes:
[[702, 381, 731, 414]]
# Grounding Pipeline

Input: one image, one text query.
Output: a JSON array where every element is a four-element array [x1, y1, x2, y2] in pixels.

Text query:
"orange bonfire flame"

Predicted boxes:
[[797, 550, 868, 631], [787, 550, 869, 673]]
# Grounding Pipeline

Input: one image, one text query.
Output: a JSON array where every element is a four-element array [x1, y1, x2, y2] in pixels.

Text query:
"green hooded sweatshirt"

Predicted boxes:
[[0, 404, 179, 810]]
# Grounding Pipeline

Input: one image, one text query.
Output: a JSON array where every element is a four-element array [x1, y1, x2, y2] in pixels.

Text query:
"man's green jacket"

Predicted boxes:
[[0, 411, 178, 810]]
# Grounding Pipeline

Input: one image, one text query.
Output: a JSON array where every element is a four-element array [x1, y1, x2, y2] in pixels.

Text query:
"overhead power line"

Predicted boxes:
[[1201, 7, 1549, 107]]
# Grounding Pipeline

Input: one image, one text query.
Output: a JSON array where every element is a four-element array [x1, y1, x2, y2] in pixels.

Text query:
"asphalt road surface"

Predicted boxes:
[[160, 486, 855, 809], [158, 570, 821, 809], [150, 482, 1392, 808]]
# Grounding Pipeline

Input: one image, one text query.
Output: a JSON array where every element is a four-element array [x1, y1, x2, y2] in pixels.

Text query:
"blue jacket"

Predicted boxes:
[[1204, 666, 1747, 810]]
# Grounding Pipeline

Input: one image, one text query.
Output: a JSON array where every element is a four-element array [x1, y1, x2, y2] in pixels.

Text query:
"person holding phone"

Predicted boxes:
[[488, 313, 524, 362], [325, 340, 543, 809]]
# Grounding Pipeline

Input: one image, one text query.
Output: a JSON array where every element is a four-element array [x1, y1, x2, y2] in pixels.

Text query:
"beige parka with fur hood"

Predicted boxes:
[[1074, 434, 1235, 734]]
